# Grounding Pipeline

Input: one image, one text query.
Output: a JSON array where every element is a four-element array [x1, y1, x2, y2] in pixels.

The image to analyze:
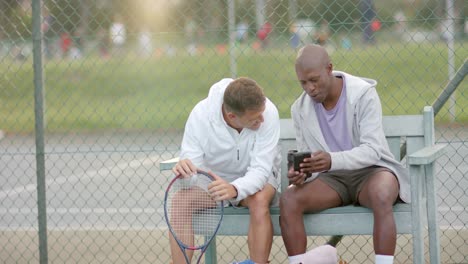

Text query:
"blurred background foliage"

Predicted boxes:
[[1, 0, 466, 41]]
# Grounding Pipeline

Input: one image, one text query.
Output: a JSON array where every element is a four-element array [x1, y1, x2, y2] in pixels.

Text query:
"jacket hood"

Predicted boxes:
[[334, 71, 377, 105], [206, 78, 234, 124]]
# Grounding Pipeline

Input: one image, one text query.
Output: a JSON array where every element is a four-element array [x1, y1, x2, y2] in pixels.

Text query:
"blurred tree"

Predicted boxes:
[[0, 0, 461, 43]]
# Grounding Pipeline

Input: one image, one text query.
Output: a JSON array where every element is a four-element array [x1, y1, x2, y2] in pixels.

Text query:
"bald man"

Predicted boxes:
[[279, 44, 409, 264]]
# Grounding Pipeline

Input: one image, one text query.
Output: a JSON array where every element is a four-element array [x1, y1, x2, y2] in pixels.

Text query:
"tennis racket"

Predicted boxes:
[[164, 169, 224, 264]]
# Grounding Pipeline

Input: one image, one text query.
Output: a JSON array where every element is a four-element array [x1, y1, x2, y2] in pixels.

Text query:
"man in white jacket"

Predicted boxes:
[[279, 44, 408, 264], [171, 77, 281, 264]]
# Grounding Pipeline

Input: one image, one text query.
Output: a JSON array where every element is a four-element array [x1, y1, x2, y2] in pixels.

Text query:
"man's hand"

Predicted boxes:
[[287, 166, 308, 185], [300, 150, 331, 174], [207, 171, 238, 201], [172, 158, 197, 177]]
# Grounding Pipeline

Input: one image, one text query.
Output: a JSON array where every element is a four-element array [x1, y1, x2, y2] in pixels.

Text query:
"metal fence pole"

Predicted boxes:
[[255, 0, 266, 30], [288, 0, 297, 22], [433, 59, 468, 116], [445, 0, 456, 121], [31, 0, 48, 263], [228, 0, 237, 78]]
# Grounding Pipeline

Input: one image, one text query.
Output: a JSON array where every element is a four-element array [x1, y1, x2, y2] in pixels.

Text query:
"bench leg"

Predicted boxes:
[[410, 165, 425, 264], [204, 236, 217, 264], [425, 164, 441, 264], [327, 235, 343, 247]]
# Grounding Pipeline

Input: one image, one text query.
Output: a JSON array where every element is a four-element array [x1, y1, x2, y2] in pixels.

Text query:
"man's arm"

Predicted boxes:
[[231, 101, 280, 201]]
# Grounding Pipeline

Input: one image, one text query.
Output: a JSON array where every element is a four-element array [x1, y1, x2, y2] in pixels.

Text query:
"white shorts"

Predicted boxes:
[[190, 170, 280, 207]]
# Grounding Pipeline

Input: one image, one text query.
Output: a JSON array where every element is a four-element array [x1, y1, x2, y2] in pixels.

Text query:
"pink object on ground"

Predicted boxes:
[[301, 245, 338, 264]]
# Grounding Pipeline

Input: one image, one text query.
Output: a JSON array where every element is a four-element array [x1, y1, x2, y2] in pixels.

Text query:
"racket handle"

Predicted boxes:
[[326, 235, 343, 247]]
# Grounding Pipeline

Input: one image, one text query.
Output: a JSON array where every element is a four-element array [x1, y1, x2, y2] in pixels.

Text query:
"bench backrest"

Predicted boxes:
[[278, 106, 435, 193]]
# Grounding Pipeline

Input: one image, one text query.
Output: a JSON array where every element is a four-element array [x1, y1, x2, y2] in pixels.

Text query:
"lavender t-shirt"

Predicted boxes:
[[314, 80, 353, 152]]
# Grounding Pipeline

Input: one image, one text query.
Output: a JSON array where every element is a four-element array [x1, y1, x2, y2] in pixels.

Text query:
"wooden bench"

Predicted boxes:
[[160, 106, 446, 264]]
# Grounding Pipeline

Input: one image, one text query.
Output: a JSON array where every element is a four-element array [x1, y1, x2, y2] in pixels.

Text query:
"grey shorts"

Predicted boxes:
[[317, 165, 396, 206]]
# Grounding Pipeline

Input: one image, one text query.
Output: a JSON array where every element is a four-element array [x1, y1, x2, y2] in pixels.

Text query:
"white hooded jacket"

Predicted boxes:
[[291, 71, 410, 202], [180, 78, 281, 202]]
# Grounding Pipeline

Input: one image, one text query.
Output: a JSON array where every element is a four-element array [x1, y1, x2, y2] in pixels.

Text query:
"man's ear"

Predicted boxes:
[[327, 62, 333, 74], [226, 112, 237, 120]]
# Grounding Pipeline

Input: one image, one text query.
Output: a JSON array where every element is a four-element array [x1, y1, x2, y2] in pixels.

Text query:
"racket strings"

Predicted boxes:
[[167, 173, 222, 248]]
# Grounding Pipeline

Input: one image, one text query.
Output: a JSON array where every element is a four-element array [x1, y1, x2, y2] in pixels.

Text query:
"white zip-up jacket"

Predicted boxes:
[[180, 78, 281, 202], [291, 71, 410, 202]]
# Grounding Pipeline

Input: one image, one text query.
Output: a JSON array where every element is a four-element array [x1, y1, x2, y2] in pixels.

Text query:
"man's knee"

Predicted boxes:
[[279, 187, 301, 214], [363, 172, 399, 209], [368, 188, 397, 211], [244, 197, 271, 226], [245, 190, 272, 212]]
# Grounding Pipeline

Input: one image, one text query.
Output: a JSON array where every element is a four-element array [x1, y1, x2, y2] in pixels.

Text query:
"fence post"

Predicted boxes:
[[445, 0, 456, 121], [228, 0, 237, 78], [32, 0, 48, 263]]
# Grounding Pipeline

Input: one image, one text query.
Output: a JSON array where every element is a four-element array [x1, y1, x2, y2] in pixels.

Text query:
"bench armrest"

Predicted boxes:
[[407, 144, 446, 165], [160, 157, 179, 172]]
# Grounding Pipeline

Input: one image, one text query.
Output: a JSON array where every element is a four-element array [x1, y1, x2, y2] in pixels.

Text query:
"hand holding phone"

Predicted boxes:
[[287, 150, 311, 171]]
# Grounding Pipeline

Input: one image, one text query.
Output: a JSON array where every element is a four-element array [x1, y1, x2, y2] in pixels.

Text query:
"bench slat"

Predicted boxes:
[[207, 209, 413, 236], [279, 115, 426, 140], [159, 157, 179, 172], [279, 119, 295, 139], [221, 203, 411, 216], [382, 115, 425, 136], [198, 204, 412, 236]]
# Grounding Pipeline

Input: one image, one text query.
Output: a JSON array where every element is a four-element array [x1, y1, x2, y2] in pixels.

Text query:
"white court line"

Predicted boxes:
[[0, 155, 161, 200], [0, 208, 167, 231], [438, 206, 467, 212], [0, 207, 164, 214], [0, 225, 168, 232]]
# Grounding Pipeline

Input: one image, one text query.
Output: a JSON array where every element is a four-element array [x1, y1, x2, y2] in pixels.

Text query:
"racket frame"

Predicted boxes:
[[164, 170, 224, 263]]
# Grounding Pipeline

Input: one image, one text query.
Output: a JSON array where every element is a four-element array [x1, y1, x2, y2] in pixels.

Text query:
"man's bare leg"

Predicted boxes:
[[169, 188, 215, 263], [358, 171, 399, 255], [279, 179, 342, 256], [240, 184, 276, 263], [169, 231, 193, 263]]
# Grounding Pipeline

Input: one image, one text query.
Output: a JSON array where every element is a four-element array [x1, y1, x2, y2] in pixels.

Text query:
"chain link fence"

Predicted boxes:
[[0, 0, 466, 263]]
